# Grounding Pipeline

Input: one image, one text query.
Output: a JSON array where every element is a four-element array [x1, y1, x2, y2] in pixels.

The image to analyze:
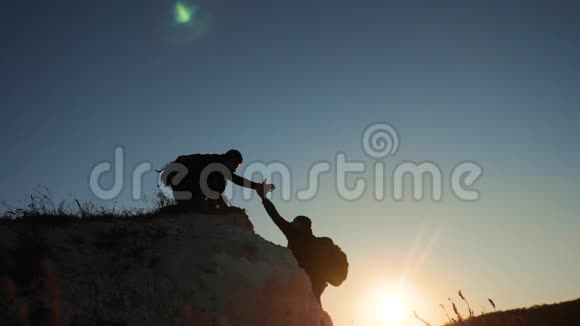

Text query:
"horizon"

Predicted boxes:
[[2, 1, 580, 325]]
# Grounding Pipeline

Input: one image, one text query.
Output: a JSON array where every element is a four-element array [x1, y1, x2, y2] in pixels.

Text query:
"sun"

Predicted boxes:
[[379, 296, 405, 324]]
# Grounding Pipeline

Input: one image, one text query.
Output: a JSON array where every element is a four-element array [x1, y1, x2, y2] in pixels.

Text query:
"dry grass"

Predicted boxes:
[[0, 186, 175, 223], [413, 290, 580, 326]]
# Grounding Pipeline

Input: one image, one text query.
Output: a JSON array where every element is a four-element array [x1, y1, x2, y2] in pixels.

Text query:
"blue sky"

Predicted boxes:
[[2, 1, 580, 324]]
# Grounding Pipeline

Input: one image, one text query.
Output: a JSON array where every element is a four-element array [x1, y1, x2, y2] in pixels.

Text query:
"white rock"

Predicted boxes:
[[0, 209, 331, 326]]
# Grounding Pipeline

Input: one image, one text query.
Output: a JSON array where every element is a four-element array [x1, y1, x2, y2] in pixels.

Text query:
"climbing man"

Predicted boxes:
[[255, 185, 348, 304]]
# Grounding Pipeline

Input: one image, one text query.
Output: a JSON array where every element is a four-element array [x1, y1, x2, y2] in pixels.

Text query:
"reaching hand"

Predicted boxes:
[[256, 179, 275, 199], [262, 180, 276, 193]]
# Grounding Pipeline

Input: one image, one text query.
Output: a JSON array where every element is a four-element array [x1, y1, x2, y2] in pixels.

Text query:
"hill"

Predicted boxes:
[[0, 207, 332, 326], [443, 298, 580, 326]]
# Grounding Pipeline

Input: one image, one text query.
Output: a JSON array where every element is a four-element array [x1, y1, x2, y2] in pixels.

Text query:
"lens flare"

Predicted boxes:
[[174, 2, 197, 24], [164, 1, 213, 44]]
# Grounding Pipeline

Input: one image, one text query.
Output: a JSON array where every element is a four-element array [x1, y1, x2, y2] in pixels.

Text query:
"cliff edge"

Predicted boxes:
[[0, 208, 331, 326]]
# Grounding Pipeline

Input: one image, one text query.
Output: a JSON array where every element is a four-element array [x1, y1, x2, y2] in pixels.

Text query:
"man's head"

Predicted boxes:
[[224, 149, 243, 172], [292, 215, 313, 234]]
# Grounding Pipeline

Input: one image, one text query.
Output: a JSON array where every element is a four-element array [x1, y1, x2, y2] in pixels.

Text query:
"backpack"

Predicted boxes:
[[312, 237, 349, 287]]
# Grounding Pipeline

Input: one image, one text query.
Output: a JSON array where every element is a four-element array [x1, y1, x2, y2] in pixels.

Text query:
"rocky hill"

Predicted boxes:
[[0, 207, 332, 326]]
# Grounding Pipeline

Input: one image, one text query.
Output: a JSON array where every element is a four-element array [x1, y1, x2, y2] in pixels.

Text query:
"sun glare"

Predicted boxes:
[[379, 296, 405, 324]]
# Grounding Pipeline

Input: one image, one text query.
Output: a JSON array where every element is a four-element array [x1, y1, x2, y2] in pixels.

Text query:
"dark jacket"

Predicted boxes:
[[164, 153, 259, 192], [261, 198, 327, 302]]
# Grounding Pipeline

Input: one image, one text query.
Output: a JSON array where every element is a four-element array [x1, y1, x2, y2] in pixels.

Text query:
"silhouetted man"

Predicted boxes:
[[255, 187, 329, 303], [160, 149, 275, 211]]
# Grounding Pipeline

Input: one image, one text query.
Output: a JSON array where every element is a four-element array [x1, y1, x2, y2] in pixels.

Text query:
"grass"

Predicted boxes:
[[410, 289, 580, 326], [0, 186, 176, 224]]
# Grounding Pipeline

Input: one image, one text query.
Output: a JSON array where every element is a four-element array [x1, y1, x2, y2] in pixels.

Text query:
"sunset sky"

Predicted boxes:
[[2, 1, 580, 324]]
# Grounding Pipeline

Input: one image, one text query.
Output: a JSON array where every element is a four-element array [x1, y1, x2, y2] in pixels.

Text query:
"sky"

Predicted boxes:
[[1, 0, 580, 325]]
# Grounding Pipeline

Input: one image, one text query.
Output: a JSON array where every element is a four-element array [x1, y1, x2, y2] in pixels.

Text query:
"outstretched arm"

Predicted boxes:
[[259, 194, 292, 236], [230, 174, 276, 193], [230, 173, 260, 189]]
